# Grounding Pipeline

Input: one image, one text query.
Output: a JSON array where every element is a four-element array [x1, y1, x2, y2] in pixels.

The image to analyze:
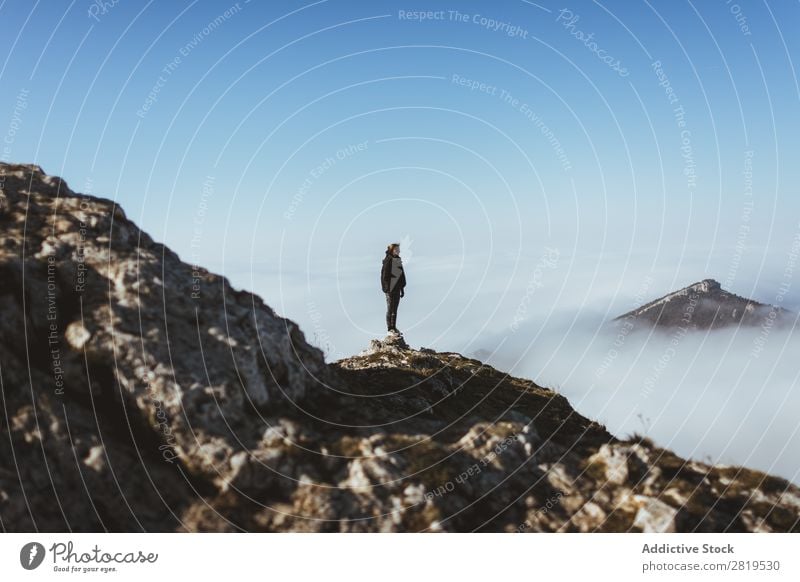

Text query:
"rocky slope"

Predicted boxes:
[[614, 278, 795, 331], [1, 163, 798, 532]]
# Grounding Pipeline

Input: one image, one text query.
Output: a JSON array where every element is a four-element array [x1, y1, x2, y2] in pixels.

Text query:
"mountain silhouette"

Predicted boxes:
[[614, 278, 795, 331]]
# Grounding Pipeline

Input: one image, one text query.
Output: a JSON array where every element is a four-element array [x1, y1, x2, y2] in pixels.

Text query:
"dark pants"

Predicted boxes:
[[385, 288, 401, 330]]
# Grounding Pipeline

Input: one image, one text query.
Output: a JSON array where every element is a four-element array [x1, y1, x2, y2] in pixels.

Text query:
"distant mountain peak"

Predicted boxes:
[[614, 278, 793, 330]]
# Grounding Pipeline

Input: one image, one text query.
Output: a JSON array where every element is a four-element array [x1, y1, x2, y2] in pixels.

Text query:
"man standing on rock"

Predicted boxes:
[[381, 243, 406, 335]]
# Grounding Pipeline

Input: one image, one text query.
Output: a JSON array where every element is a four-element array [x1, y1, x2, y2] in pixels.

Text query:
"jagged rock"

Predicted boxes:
[[1, 163, 798, 533], [367, 332, 410, 351], [0, 163, 332, 530], [570, 502, 607, 532], [632, 495, 678, 533], [586, 443, 630, 485]]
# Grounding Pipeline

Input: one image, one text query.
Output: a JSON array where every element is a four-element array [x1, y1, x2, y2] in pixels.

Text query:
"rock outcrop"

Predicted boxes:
[[1, 163, 798, 532], [614, 278, 795, 331]]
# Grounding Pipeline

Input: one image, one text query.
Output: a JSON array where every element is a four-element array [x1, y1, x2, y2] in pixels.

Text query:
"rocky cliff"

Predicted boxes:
[[1, 163, 798, 532]]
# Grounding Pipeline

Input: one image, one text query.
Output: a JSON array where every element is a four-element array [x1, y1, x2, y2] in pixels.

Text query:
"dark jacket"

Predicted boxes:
[[381, 251, 406, 294]]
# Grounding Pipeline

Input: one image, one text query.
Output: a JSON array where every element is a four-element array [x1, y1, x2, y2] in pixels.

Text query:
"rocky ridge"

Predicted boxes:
[[1, 163, 798, 532]]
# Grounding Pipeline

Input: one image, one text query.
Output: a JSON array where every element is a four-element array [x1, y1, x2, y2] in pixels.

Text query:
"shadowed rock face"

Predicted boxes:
[[613, 278, 795, 331], [1, 163, 798, 533]]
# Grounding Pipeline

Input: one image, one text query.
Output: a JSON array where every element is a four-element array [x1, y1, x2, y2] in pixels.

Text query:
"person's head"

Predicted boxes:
[[387, 243, 400, 256]]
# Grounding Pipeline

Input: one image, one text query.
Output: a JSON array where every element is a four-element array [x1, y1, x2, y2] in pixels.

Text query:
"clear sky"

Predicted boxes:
[[1, 0, 798, 351], [3, 0, 800, 482]]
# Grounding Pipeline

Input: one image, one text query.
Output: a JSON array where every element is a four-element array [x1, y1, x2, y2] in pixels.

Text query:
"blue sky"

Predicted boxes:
[[3, 0, 800, 482], [0, 1, 800, 334], [2, 0, 799, 352]]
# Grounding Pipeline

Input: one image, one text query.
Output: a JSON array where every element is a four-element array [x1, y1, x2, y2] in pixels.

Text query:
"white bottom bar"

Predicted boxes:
[[1, 533, 797, 581]]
